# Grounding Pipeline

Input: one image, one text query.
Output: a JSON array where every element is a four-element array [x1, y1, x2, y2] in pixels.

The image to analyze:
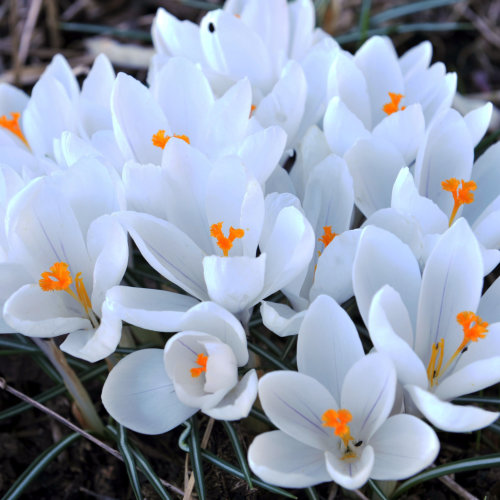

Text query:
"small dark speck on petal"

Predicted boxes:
[[208, 22, 215, 33]]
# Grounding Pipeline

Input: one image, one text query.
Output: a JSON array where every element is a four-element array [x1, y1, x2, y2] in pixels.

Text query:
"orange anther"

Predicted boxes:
[[0, 112, 30, 148], [322, 408, 353, 446], [249, 104, 256, 118], [441, 177, 476, 226], [210, 222, 245, 257], [457, 311, 488, 343], [382, 92, 406, 115], [152, 130, 190, 149], [190, 353, 208, 377], [39, 262, 73, 291]]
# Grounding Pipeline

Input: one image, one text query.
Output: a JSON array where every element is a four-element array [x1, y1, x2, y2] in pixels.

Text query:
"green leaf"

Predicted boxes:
[[247, 341, 292, 370], [58, 22, 152, 42], [202, 449, 297, 498], [132, 448, 173, 500], [475, 130, 500, 159], [392, 453, 500, 497], [455, 396, 500, 405], [305, 486, 320, 500], [0, 338, 38, 353], [117, 424, 143, 500], [249, 408, 271, 426], [359, 0, 372, 43], [1, 433, 81, 500], [189, 416, 207, 500], [221, 421, 253, 488], [368, 479, 390, 500], [370, 0, 462, 25]]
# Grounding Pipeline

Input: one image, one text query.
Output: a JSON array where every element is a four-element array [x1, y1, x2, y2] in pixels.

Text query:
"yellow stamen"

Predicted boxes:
[[190, 353, 208, 377], [441, 177, 476, 227], [0, 112, 30, 148], [152, 130, 190, 149], [317, 226, 338, 258], [210, 222, 245, 257], [426, 339, 444, 387], [322, 408, 353, 449], [39, 262, 93, 319], [382, 92, 406, 115]]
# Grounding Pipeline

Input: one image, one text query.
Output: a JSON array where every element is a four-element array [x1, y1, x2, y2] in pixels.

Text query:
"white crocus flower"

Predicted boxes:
[[101, 301, 257, 434], [354, 220, 500, 432], [114, 143, 314, 323], [1, 159, 128, 362], [249, 295, 439, 489]]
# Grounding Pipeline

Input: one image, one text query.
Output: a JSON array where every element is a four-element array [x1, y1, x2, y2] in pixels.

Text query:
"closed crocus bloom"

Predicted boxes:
[[2, 159, 128, 362], [354, 220, 500, 432], [249, 296, 438, 489], [101, 301, 258, 434]]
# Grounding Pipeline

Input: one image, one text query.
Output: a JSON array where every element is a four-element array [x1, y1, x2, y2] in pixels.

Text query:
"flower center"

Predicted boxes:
[[39, 262, 96, 326], [441, 177, 476, 227], [190, 353, 208, 377], [0, 112, 30, 148], [382, 92, 406, 115], [210, 222, 245, 257], [152, 130, 190, 149], [427, 311, 488, 387], [322, 408, 359, 460]]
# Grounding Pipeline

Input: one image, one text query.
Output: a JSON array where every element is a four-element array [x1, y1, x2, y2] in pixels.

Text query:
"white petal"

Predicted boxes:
[[203, 369, 258, 420], [369, 414, 439, 480], [369, 286, 427, 387], [102, 349, 196, 434], [464, 102, 492, 148], [478, 276, 500, 324], [249, 431, 330, 488], [415, 219, 483, 363], [4, 284, 91, 337], [258, 371, 338, 451], [325, 445, 374, 490], [353, 225, 421, 328], [406, 384, 499, 432], [260, 301, 306, 337], [298, 295, 364, 404], [105, 286, 198, 332], [180, 300, 248, 365], [203, 254, 265, 314], [117, 211, 209, 301]]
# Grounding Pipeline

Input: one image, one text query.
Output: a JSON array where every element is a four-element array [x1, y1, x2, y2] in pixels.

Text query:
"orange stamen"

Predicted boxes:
[[0, 112, 30, 148], [210, 222, 245, 257], [152, 130, 190, 149], [39, 262, 73, 291], [441, 177, 476, 226], [249, 104, 256, 118], [190, 353, 208, 377], [382, 92, 406, 115], [317, 226, 338, 258], [322, 408, 353, 448]]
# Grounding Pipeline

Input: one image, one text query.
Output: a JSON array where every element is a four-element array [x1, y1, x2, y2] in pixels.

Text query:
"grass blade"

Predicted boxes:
[[392, 454, 500, 497], [132, 448, 173, 500], [368, 479, 390, 500], [117, 424, 143, 500], [189, 416, 207, 500], [359, 0, 372, 43], [370, 0, 462, 25], [247, 342, 291, 370], [221, 421, 253, 488], [305, 486, 320, 499], [1, 433, 81, 500]]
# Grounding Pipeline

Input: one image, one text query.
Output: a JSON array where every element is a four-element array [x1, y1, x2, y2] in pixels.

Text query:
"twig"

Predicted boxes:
[[18, 0, 43, 67], [44, 0, 62, 48], [438, 474, 479, 500], [0, 376, 185, 497]]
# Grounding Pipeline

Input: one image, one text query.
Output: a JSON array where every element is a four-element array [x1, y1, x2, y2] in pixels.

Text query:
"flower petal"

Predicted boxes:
[[369, 414, 439, 480], [102, 348, 196, 434], [260, 301, 306, 337], [248, 430, 330, 488], [325, 445, 374, 490], [406, 384, 499, 432]]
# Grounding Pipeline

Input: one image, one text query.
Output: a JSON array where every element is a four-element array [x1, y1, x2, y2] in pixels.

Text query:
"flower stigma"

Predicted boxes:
[[322, 408, 358, 460], [190, 353, 208, 377], [426, 311, 488, 387], [0, 112, 30, 148], [152, 130, 190, 149], [39, 262, 97, 327], [210, 222, 245, 257], [317, 226, 338, 257], [441, 177, 476, 227], [382, 92, 406, 115]]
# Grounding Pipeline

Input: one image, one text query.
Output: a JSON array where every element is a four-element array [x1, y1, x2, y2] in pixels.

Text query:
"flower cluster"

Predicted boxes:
[[1, 0, 499, 492]]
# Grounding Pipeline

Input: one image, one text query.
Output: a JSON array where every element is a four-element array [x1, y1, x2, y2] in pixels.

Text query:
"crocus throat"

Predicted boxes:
[[210, 222, 245, 257], [427, 311, 488, 387], [190, 353, 208, 377], [441, 177, 476, 227], [152, 130, 190, 149], [322, 408, 357, 459], [39, 262, 95, 324], [382, 92, 406, 115], [317, 226, 338, 257], [0, 112, 30, 148]]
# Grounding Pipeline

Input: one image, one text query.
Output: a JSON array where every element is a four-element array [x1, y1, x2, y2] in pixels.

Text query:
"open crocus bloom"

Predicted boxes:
[[101, 301, 257, 434], [354, 219, 500, 431], [249, 294, 439, 489], [1, 159, 127, 362]]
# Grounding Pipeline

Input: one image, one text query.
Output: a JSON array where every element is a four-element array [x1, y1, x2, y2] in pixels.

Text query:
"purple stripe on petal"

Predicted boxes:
[[36, 214, 62, 262], [361, 374, 390, 432], [179, 339, 198, 356]]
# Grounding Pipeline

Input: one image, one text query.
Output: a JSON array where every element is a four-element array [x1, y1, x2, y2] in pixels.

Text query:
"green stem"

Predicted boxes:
[[32, 339, 105, 435]]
